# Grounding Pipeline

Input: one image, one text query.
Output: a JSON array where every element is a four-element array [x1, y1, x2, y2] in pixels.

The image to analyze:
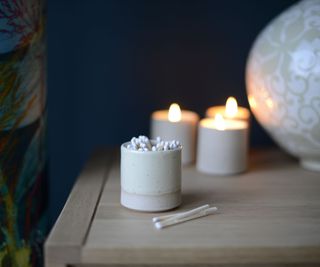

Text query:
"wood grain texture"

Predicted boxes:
[[45, 148, 320, 267], [44, 149, 115, 267], [83, 149, 320, 265]]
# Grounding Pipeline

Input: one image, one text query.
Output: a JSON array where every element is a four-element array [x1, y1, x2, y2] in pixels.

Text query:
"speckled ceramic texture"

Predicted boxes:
[[246, 0, 320, 171], [120, 142, 182, 212]]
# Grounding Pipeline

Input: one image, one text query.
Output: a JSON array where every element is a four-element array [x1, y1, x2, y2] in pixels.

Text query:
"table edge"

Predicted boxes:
[[44, 148, 116, 266]]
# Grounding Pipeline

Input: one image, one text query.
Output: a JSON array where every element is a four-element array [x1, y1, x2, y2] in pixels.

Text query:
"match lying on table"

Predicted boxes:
[[152, 204, 218, 229]]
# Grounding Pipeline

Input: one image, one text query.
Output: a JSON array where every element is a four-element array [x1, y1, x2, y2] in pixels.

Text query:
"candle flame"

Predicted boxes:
[[214, 113, 225, 130], [225, 96, 238, 118], [168, 103, 182, 122]]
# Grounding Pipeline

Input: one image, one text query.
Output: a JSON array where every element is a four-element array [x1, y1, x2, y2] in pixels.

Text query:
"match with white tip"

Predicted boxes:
[[152, 204, 210, 223], [154, 206, 218, 229]]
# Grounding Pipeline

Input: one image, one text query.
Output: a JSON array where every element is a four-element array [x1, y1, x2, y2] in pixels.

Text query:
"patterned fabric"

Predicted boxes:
[[0, 0, 47, 266]]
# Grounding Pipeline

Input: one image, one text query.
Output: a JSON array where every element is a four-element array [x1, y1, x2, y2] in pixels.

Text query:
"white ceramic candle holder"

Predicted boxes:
[[150, 110, 199, 165], [121, 141, 182, 212], [196, 118, 249, 175]]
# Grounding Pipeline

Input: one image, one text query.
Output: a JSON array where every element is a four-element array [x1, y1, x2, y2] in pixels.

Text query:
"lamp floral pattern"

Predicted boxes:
[[246, 0, 320, 171]]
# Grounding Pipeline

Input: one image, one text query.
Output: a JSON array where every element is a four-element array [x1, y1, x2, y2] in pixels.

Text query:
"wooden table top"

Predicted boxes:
[[45, 148, 320, 267]]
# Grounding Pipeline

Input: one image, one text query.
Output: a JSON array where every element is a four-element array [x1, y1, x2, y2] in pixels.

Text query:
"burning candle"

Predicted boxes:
[[206, 97, 250, 121], [150, 103, 199, 165], [196, 114, 249, 175]]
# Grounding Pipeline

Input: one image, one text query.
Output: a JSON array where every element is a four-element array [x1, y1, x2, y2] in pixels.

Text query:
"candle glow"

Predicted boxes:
[[214, 114, 226, 131], [206, 96, 250, 122], [225, 97, 238, 118], [168, 103, 182, 122], [248, 95, 257, 109]]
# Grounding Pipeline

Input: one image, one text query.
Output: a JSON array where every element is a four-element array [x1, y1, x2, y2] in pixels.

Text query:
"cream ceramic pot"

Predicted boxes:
[[121, 141, 181, 212], [246, 0, 320, 172]]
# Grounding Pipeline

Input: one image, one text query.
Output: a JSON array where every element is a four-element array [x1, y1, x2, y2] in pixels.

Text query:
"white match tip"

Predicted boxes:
[[206, 207, 218, 214], [155, 222, 163, 229], [152, 217, 159, 223]]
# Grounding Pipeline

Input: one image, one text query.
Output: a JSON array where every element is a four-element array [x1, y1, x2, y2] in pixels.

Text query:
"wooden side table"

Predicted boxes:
[[45, 148, 320, 267]]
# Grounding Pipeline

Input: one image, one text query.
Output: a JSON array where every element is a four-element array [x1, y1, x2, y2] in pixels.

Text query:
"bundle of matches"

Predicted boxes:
[[152, 204, 218, 229], [127, 135, 181, 152]]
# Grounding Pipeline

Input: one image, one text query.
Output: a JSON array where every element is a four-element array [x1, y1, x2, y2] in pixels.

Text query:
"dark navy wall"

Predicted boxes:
[[47, 0, 298, 226]]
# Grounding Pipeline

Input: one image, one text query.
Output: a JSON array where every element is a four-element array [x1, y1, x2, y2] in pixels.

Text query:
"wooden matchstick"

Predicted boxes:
[[152, 204, 210, 223], [154, 206, 218, 229]]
